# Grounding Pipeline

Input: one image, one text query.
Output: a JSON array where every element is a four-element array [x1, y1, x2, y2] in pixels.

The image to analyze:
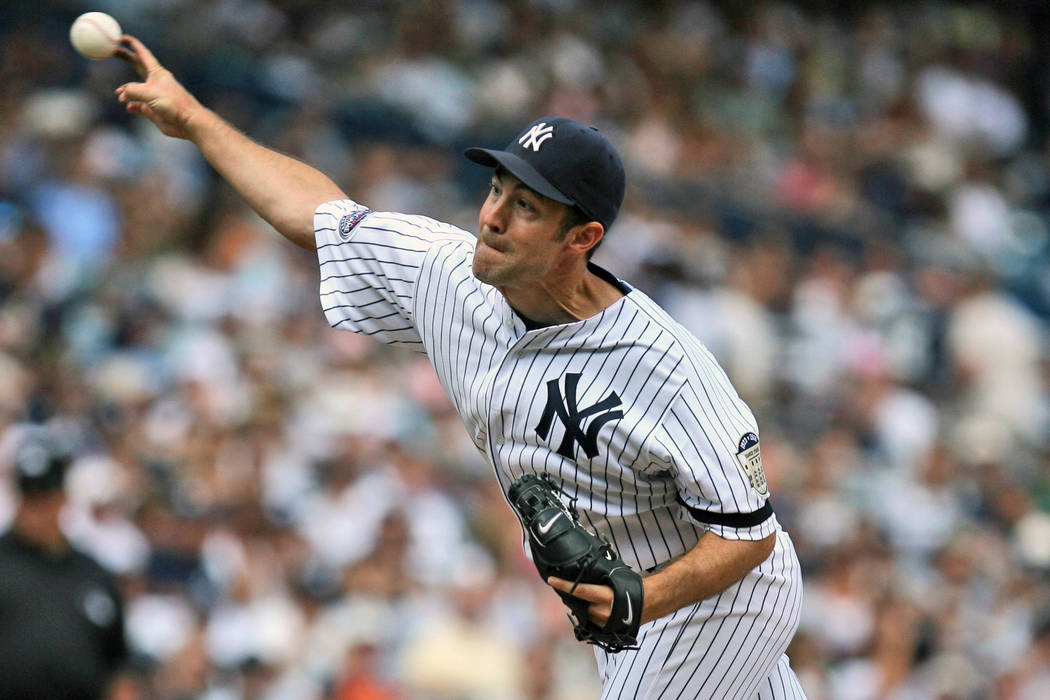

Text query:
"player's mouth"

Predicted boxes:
[[479, 238, 507, 254]]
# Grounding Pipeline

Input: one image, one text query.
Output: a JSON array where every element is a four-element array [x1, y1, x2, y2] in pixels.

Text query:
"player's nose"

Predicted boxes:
[[479, 200, 507, 235]]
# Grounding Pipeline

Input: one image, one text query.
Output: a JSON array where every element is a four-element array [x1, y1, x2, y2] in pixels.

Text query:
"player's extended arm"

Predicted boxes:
[[549, 529, 776, 626], [114, 36, 345, 251]]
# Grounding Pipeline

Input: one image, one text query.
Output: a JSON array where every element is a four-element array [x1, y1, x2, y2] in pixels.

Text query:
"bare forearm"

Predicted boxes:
[[547, 529, 777, 627], [116, 35, 346, 250], [187, 109, 346, 250], [642, 530, 776, 623]]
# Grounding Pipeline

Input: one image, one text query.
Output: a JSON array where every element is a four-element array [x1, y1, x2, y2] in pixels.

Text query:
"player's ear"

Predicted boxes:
[[567, 221, 605, 257]]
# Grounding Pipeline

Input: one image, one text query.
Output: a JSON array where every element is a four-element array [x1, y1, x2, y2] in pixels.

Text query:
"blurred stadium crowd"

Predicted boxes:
[[2, 1, 1050, 698]]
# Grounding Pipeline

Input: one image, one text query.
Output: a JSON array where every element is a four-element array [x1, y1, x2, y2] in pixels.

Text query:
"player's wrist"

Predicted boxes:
[[180, 101, 217, 142], [640, 555, 713, 623], [639, 574, 676, 624]]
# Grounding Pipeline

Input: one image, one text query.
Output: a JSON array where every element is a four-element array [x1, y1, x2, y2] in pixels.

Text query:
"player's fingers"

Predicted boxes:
[[548, 578, 612, 625], [547, 576, 575, 595], [547, 577, 613, 604], [124, 101, 169, 132], [121, 35, 163, 75], [113, 43, 145, 78], [588, 603, 611, 625], [125, 101, 153, 118], [115, 82, 152, 104]]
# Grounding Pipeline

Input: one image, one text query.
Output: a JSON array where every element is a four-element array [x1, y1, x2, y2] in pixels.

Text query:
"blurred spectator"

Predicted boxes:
[[0, 425, 130, 700]]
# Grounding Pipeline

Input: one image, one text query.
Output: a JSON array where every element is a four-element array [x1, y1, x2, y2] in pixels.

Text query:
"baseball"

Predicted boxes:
[[69, 12, 122, 60]]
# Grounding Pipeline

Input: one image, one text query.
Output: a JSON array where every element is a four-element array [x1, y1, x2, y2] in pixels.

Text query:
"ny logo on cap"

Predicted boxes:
[[518, 122, 555, 152]]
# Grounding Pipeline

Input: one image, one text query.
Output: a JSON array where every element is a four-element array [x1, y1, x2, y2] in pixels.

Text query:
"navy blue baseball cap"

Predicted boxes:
[[464, 116, 626, 231]]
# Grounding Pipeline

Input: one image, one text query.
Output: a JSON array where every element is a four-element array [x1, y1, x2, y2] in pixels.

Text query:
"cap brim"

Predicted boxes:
[[463, 147, 574, 206]]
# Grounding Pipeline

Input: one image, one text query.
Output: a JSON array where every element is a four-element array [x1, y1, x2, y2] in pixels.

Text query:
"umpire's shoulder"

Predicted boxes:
[[0, 529, 16, 555], [67, 543, 122, 586]]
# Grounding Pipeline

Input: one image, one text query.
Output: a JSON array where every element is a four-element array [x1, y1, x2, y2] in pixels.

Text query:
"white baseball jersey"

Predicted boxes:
[[315, 199, 805, 699]]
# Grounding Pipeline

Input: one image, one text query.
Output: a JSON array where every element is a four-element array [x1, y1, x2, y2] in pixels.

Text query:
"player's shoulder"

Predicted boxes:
[[361, 210, 476, 244], [622, 287, 699, 350], [623, 287, 727, 379]]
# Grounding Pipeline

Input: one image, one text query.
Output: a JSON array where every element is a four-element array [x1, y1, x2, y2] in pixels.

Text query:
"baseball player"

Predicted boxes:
[[116, 36, 805, 698]]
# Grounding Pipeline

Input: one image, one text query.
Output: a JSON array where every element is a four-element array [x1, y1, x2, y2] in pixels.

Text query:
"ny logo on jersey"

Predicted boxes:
[[535, 373, 623, 460], [518, 122, 555, 152]]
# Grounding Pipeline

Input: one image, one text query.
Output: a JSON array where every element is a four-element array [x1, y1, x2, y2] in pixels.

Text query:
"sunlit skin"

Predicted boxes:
[[473, 170, 623, 326]]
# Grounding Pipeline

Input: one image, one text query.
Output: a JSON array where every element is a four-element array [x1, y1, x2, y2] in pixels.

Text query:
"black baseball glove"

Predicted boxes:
[[507, 473, 643, 653]]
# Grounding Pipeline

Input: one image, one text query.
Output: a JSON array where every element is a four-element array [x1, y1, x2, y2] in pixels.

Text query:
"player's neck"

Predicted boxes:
[[501, 266, 624, 327]]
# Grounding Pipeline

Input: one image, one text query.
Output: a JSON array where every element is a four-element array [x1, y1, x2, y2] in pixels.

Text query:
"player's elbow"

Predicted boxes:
[[266, 222, 317, 251], [730, 531, 778, 575], [752, 531, 776, 567], [272, 190, 346, 251], [286, 227, 319, 251]]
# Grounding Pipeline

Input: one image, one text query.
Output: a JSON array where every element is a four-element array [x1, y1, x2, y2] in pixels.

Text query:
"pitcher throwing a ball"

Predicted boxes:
[[114, 35, 805, 698]]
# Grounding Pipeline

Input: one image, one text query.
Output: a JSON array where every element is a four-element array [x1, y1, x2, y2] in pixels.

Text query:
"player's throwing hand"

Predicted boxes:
[[114, 36, 202, 139]]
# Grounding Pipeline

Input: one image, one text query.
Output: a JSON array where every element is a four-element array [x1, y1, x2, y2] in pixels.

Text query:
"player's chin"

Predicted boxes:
[[472, 244, 505, 284]]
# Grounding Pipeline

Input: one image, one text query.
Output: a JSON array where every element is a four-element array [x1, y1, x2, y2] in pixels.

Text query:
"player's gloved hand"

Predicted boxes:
[[507, 473, 643, 653]]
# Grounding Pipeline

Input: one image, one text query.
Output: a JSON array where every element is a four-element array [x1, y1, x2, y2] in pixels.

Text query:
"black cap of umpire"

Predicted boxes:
[[13, 428, 71, 494], [464, 116, 626, 231]]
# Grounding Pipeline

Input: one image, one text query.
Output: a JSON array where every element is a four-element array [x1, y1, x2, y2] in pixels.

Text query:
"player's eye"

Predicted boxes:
[[490, 182, 501, 196], [517, 198, 533, 212]]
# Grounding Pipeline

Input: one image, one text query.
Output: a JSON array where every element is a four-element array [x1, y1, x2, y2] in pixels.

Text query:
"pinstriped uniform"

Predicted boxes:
[[315, 199, 805, 699]]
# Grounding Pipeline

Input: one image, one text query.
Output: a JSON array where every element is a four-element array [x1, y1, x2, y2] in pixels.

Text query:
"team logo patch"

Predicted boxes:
[[338, 210, 370, 241], [735, 432, 768, 496], [534, 372, 623, 460]]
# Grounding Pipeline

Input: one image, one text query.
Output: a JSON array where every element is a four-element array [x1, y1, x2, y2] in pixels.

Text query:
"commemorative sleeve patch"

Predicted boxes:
[[735, 432, 768, 496], [338, 209, 371, 241]]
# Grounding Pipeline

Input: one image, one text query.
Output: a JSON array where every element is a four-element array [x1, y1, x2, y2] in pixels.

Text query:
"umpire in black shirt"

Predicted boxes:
[[0, 427, 129, 700]]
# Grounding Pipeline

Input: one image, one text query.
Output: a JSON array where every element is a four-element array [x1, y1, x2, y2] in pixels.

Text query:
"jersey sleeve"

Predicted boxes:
[[314, 199, 472, 348], [649, 378, 777, 541]]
